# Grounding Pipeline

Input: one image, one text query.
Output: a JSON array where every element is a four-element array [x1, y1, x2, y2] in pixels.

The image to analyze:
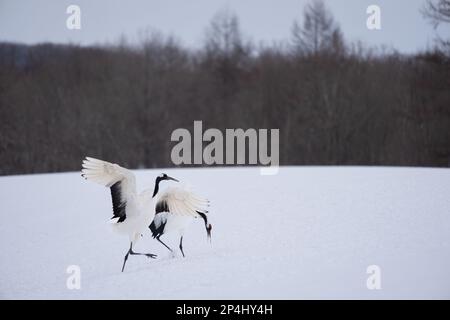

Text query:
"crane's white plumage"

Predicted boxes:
[[81, 157, 154, 239], [156, 186, 209, 217], [81, 157, 135, 188]]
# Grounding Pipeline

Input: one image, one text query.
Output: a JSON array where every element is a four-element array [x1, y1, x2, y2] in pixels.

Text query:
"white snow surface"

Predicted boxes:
[[0, 166, 449, 299]]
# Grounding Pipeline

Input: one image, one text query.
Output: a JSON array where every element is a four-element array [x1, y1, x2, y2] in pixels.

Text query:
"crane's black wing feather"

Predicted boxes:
[[110, 181, 126, 222]]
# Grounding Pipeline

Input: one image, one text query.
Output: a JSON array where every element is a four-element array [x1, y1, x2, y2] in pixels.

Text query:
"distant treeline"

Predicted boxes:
[[1, 3, 449, 175]]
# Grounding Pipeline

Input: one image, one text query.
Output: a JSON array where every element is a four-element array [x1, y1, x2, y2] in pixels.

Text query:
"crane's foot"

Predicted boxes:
[[129, 249, 157, 259]]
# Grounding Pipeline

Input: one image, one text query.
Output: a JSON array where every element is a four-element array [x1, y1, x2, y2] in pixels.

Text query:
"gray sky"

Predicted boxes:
[[0, 0, 449, 53]]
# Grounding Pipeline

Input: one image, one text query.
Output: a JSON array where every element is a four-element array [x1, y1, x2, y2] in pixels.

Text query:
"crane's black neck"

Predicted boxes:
[[152, 177, 162, 198]]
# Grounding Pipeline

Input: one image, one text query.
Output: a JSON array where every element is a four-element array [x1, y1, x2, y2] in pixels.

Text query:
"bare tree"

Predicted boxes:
[[202, 9, 252, 106], [422, 0, 450, 51], [204, 9, 245, 57], [291, 0, 344, 56], [422, 0, 450, 27]]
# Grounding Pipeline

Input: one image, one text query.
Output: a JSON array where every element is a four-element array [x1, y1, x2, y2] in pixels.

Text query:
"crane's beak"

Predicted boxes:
[[167, 176, 179, 182]]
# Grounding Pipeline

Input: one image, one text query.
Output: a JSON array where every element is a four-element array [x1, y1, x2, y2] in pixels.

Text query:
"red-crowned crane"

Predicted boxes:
[[149, 185, 212, 257], [81, 157, 211, 271], [81, 157, 178, 272]]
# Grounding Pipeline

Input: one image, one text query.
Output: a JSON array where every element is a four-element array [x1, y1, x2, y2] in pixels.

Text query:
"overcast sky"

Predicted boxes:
[[0, 0, 449, 53]]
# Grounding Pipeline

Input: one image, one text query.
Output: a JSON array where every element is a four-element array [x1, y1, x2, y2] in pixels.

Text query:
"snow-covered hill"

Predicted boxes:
[[0, 166, 449, 299]]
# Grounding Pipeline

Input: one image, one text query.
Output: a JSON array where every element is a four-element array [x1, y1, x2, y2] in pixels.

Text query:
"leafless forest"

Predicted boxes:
[[1, 1, 449, 175]]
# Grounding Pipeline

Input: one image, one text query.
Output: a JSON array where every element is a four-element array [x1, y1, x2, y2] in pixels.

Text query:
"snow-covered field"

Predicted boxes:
[[0, 166, 449, 299]]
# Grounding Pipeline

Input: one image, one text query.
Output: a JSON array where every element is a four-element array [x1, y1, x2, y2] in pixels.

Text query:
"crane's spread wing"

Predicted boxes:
[[81, 157, 137, 222], [150, 185, 212, 240], [155, 186, 209, 217]]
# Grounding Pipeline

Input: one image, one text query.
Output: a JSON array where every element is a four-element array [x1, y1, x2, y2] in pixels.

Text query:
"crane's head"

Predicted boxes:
[[206, 223, 212, 242], [157, 173, 179, 182], [153, 173, 179, 197]]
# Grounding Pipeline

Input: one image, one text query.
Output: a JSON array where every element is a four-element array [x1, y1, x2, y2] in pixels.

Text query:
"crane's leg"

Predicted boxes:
[[179, 236, 185, 257], [121, 242, 132, 272], [156, 236, 173, 252], [121, 242, 157, 272]]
